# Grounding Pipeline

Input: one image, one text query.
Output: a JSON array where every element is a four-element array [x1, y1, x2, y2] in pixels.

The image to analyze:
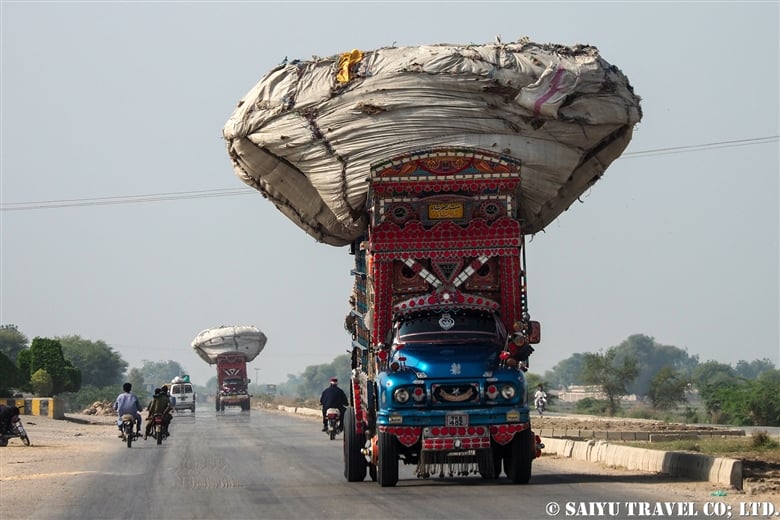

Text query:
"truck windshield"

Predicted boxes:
[[395, 311, 503, 345]]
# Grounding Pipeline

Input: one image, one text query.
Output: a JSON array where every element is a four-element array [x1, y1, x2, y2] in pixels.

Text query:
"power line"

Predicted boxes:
[[621, 135, 778, 159], [1, 188, 255, 211], [1, 135, 777, 212]]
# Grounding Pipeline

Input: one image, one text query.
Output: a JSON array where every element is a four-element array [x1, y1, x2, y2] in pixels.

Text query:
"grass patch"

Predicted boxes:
[[624, 432, 780, 463]]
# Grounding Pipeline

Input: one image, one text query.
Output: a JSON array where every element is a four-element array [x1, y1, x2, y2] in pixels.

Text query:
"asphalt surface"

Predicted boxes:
[[6, 409, 762, 520]]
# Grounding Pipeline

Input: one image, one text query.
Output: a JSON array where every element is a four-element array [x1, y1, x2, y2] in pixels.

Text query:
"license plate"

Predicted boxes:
[[445, 413, 468, 427]]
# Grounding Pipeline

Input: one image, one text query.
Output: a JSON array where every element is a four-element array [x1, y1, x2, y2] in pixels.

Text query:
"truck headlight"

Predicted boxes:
[[500, 384, 516, 400], [394, 388, 410, 403]]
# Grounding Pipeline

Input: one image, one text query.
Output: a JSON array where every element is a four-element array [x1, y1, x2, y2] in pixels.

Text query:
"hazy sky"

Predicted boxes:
[[2, 1, 778, 387]]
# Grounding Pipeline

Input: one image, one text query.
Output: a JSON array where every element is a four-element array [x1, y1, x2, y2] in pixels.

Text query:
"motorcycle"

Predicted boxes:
[[149, 413, 168, 445], [119, 414, 138, 448], [535, 396, 547, 417], [0, 415, 31, 447], [325, 408, 342, 440]]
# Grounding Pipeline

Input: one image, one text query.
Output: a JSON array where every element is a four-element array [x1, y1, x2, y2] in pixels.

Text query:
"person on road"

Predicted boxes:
[[144, 387, 172, 440], [162, 384, 177, 409], [534, 384, 547, 415], [319, 377, 349, 432], [0, 405, 21, 435], [113, 382, 143, 437]]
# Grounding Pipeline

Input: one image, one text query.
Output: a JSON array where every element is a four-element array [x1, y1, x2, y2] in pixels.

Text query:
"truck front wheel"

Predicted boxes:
[[504, 429, 532, 484], [343, 407, 367, 482], [377, 431, 398, 487], [478, 448, 499, 479]]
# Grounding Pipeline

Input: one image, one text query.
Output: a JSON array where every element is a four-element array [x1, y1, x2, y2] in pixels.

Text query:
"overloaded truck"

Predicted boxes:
[[191, 325, 267, 412], [222, 40, 642, 485]]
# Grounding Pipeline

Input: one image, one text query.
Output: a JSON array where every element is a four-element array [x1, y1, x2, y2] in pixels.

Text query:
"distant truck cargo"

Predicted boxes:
[[191, 325, 267, 413]]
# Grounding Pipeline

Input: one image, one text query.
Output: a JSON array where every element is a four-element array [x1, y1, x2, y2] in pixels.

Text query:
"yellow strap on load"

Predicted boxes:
[[336, 49, 364, 84]]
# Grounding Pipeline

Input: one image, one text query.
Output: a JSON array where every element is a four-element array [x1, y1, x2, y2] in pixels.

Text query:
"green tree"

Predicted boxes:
[[544, 353, 587, 389], [735, 358, 776, 379], [58, 335, 128, 387], [0, 351, 21, 396], [16, 348, 32, 392], [613, 334, 698, 398], [693, 360, 735, 421], [0, 324, 28, 362], [31, 368, 54, 397], [27, 337, 81, 395], [582, 348, 638, 416], [648, 365, 688, 410], [744, 369, 780, 426], [141, 360, 187, 388], [127, 367, 145, 392], [296, 354, 351, 400]]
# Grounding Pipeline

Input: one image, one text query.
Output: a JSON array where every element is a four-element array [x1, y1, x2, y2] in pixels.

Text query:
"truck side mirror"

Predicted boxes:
[[527, 321, 541, 344]]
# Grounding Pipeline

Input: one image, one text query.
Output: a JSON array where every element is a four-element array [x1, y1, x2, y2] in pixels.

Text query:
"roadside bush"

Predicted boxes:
[[751, 430, 779, 449], [59, 384, 122, 413], [575, 397, 609, 415], [625, 405, 656, 420], [31, 369, 53, 397]]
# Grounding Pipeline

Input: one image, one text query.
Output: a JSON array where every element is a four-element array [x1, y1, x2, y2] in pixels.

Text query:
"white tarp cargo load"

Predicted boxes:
[[223, 40, 642, 246], [191, 325, 267, 365]]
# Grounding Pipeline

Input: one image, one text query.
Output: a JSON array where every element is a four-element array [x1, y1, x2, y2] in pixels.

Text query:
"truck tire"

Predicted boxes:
[[343, 407, 367, 482], [215, 399, 220, 411], [477, 449, 498, 479], [377, 431, 398, 487], [504, 429, 532, 484]]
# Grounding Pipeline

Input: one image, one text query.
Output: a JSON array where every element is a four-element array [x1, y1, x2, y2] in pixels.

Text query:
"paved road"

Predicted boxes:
[[20, 410, 731, 520]]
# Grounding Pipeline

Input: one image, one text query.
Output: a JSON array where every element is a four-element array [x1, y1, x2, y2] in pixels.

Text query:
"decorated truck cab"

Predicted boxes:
[[343, 149, 542, 486]]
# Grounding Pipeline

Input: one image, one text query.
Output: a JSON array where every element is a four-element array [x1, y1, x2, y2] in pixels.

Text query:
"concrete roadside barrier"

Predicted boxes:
[[542, 436, 743, 490]]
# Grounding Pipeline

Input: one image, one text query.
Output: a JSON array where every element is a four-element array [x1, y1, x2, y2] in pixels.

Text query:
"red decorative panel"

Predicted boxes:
[[372, 260, 394, 346], [499, 256, 518, 327], [464, 258, 500, 291], [393, 261, 428, 294], [490, 422, 530, 446], [372, 218, 522, 259], [379, 425, 422, 447]]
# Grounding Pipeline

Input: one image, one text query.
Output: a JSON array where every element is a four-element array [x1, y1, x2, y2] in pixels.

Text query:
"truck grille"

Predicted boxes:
[[431, 383, 479, 404]]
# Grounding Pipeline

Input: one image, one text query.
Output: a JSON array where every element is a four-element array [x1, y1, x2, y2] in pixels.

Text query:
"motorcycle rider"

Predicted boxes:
[[144, 387, 172, 440], [0, 405, 21, 435], [319, 377, 348, 432], [163, 384, 177, 410], [534, 384, 548, 414], [113, 382, 143, 437]]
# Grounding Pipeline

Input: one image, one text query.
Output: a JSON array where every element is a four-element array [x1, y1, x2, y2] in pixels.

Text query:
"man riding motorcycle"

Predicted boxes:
[[0, 405, 21, 436], [319, 377, 348, 432], [144, 387, 173, 440], [113, 382, 143, 437], [534, 384, 548, 415]]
